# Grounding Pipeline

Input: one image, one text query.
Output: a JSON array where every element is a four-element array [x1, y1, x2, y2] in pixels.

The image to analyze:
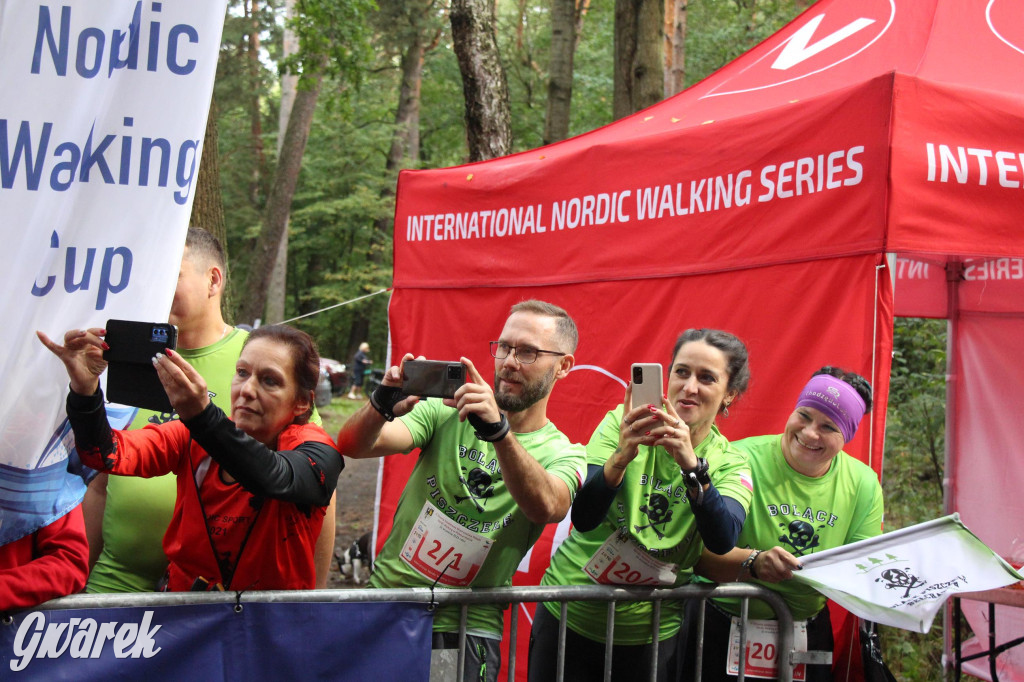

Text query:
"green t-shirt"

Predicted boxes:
[[369, 398, 586, 637], [86, 329, 248, 593], [712, 433, 884, 620], [541, 405, 753, 644]]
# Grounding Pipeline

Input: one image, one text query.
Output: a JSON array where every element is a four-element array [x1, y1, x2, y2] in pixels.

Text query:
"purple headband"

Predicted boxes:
[[795, 374, 867, 443]]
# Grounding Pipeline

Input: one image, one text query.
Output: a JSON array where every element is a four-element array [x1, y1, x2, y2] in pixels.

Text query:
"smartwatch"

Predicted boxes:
[[681, 457, 711, 505]]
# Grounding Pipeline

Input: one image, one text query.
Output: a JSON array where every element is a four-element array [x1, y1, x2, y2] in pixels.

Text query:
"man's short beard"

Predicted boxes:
[[494, 366, 556, 413]]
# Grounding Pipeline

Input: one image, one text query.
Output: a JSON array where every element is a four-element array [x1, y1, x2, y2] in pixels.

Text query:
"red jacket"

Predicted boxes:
[[0, 505, 89, 611], [80, 420, 337, 591]]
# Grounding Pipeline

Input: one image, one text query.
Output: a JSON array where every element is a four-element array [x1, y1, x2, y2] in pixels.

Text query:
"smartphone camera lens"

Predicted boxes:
[[632, 366, 642, 383], [448, 365, 461, 380], [151, 327, 169, 344]]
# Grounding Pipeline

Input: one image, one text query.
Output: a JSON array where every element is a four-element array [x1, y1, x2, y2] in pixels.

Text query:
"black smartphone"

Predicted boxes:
[[402, 360, 466, 399], [103, 319, 178, 412]]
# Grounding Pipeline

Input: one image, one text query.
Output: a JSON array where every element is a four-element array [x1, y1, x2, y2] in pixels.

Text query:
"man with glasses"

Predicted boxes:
[[337, 300, 586, 682]]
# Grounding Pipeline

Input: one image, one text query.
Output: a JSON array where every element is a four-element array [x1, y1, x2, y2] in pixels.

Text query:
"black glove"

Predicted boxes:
[[369, 384, 406, 422]]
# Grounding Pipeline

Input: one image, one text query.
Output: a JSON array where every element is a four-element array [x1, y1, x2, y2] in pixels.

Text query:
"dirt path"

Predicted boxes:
[[321, 401, 379, 588], [327, 455, 378, 587]]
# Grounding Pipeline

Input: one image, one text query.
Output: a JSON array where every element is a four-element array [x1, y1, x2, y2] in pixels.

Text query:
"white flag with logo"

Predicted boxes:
[[791, 514, 1023, 633]]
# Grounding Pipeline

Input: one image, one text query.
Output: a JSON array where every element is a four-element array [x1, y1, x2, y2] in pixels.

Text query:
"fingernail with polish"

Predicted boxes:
[[102, 342, 110, 350]]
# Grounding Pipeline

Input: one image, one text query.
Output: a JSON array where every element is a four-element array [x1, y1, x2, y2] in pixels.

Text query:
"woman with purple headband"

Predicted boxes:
[[686, 366, 883, 682]]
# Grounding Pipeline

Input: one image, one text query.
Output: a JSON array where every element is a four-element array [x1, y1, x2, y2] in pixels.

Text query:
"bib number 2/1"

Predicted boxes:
[[726, 618, 808, 680], [400, 501, 493, 587]]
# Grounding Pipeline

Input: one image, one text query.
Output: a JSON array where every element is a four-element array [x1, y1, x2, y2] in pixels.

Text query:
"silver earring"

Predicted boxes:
[[722, 405, 730, 417]]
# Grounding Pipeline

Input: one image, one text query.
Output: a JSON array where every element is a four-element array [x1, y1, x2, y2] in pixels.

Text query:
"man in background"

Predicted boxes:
[[347, 342, 372, 400]]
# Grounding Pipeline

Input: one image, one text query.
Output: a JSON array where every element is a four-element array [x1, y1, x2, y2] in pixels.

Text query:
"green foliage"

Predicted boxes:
[[879, 317, 980, 680], [287, 0, 377, 80], [277, 78, 397, 361], [569, 0, 615, 135], [419, 45, 471, 168], [885, 317, 947, 517], [685, 0, 807, 86]]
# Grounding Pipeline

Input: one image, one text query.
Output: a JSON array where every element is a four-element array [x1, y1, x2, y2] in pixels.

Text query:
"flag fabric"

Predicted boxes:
[[792, 514, 1023, 633], [0, 600, 432, 679], [0, 1, 226, 544]]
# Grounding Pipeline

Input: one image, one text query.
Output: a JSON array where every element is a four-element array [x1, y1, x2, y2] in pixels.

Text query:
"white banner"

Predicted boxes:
[[0, 1, 227, 543], [792, 514, 1023, 633]]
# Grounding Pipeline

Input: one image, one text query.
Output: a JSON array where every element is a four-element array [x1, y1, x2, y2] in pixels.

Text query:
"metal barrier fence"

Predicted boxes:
[[37, 583, 801, 681]]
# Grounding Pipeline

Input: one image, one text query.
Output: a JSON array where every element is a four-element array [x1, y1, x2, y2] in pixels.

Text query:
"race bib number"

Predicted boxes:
[[582, 530, 678, 586], [400, 501, 493, 587], [726, 617, 808, 680]]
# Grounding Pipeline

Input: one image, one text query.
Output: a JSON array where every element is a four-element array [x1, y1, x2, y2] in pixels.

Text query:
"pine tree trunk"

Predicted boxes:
[[663, 0, 687, 97], [614, 0, 664, 119], [189, 96, 231, 317], [247, 0, 265, 207], [348, 18, 430, 358], [450, 0, 512, 161], [265, 0, 299, 325], [237, 73, 324, 325], [390, 33, 426, 168], [544, 0, 578, 144]]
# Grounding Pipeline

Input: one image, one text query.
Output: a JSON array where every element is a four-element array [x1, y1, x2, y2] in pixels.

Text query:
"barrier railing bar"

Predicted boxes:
[[556, 602, 567, 682], [38, 583, 795, 682], [738, 597, 749, 681], [561, 602, 569, 679], [649, 599, 661, 682], [507, 602, 518, 682], [694, 597, 706, 682], [458, 604, 468, 682], [603, 601, 615, 682]]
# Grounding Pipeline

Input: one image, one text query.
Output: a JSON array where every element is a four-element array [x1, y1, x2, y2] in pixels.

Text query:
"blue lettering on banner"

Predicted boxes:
[[31, 3, 199, 79], [0, 118, 200, 205], [31, 230, 133, 310], [0, 602, 432, 680]]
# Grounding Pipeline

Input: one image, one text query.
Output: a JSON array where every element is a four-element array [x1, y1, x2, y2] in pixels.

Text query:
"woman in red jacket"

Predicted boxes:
[[39, 324, 343, 592]]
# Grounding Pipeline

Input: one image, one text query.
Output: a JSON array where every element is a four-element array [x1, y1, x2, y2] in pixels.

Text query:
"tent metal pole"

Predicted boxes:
[[941, 258, 963, 679]]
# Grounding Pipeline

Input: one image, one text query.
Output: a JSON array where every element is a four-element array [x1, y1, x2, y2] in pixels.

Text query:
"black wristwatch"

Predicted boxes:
[[681, 457, 711, 505]]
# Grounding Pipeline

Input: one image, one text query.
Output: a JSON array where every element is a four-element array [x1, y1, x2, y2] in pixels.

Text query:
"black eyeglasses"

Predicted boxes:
[[489, 341, 566, 365]]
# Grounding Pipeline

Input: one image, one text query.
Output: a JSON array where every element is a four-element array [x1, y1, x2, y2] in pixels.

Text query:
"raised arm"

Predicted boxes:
[[453, 358, 571, 525], [36, 327, 108, 396], [336, 354, 420, 458], [184, 402, 343, 506]]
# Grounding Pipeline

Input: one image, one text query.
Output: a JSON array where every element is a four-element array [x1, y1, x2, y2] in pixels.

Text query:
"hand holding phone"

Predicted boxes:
[[630, 363, 663, 410], [402, 359, 467, 399], [104, 319, 178, 412]]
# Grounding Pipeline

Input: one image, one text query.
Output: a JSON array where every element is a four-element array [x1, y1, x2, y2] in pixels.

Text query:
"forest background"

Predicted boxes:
[[191, 0, 956, 678]]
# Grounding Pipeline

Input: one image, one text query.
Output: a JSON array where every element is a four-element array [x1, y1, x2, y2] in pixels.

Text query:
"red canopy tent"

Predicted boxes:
[[380, 0, 1024, 677]]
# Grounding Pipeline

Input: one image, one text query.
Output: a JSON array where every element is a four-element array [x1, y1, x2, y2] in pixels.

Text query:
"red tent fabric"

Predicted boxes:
[[381, 0, 1024, 678]]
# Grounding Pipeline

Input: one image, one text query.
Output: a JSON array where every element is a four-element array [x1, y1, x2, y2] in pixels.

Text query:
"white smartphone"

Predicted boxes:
[[630, 363, 663, 409]]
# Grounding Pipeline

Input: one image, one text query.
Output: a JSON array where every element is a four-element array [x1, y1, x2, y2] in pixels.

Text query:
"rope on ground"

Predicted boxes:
[[274, 288, 392, 325]]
